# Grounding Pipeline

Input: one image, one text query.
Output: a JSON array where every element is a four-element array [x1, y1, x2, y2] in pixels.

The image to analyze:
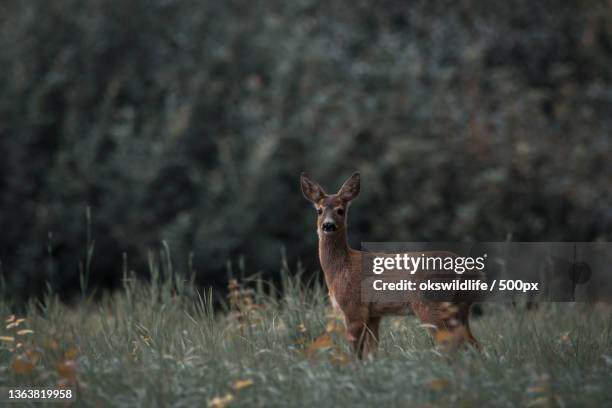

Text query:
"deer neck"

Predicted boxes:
[[318, 229, 351, 283]]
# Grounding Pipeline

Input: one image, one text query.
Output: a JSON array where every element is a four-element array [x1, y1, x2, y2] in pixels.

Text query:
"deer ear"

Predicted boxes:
[[338, 172, 360, 202], [301, 173, 326, 203]]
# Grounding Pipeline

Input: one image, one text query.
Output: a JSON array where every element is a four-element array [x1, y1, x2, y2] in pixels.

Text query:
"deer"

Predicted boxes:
[[301, 171, 480, 358]]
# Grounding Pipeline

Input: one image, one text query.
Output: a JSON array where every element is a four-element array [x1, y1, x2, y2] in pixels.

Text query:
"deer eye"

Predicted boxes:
[[336, 208, 345, 215], [317, 208, 323, 215]]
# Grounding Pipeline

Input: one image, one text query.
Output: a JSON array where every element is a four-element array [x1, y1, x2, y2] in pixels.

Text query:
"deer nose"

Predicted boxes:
[[322, 222, 337, 232]]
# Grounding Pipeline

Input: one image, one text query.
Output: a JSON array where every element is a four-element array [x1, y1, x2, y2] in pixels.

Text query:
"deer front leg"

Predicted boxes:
[[363, 316, 381, 356], [346, 316, 380, 359]]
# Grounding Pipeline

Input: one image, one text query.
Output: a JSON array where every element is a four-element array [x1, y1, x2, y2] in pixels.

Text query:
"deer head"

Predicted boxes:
[[300, 172, 360, 236]]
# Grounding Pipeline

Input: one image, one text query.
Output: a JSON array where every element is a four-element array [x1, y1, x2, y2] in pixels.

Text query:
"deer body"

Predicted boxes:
[[301, 172, 479, 357]]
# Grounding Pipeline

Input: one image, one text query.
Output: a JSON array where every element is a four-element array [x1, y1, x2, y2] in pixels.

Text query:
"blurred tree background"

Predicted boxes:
[[1, 0, 611, 301]]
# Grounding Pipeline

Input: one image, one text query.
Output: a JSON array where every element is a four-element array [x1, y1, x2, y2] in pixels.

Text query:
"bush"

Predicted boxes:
[[0, 0, 611, 300]]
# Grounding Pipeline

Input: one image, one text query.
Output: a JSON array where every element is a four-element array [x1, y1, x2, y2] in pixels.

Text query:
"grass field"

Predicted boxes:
[[1, 260, 611, 407]]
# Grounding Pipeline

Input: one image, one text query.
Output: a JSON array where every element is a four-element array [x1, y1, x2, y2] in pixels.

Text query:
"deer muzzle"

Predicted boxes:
[[322, 221, 337, 233]]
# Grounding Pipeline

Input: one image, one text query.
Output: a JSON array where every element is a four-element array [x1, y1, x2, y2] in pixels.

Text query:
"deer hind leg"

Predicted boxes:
[[413, 302, 479, 350], [459, 303, 480, 350], [346, 316, 380, 359]]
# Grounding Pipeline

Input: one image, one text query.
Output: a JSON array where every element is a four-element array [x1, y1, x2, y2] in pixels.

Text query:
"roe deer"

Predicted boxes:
[[301, 172, 480, 358]]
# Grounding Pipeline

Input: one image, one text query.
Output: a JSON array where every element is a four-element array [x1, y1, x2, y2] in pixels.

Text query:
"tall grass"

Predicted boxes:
[[0, 256, 611, 407]]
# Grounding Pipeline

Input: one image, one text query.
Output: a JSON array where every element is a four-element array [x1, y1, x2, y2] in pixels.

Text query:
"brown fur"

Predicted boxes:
[[301, 172, 479, 358]]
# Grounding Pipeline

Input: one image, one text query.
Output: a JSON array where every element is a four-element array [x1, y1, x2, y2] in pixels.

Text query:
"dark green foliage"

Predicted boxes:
[[1, 0, 611, 299]]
